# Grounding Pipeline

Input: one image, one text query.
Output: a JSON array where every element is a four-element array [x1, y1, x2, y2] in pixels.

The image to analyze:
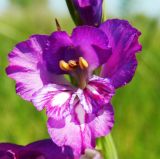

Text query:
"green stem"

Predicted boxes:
[[96, 134, 118, 159]]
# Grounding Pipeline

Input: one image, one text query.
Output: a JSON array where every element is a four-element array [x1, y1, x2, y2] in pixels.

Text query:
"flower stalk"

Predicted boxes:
[[97, 134, 118, 159]]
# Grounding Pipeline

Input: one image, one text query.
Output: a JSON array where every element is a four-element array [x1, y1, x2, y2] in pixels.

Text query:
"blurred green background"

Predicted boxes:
[[0, 0, 160, 159]]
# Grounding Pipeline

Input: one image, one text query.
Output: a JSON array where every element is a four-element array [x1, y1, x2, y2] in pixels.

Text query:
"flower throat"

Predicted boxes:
[[59, 57, 88, 89]]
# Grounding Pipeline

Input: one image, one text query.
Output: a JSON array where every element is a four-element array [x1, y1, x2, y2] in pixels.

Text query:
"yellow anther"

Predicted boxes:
[[59, 60, 72, 71], [79, 57, 88, 70], [68, 60, 77, 68]]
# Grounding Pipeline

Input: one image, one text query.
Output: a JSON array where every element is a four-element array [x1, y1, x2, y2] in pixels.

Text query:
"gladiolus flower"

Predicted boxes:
[[6, 19, 142, 157]]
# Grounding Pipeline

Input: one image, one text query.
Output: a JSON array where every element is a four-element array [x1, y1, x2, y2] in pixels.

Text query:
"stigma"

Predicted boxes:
[[59, 57, 88, 71]]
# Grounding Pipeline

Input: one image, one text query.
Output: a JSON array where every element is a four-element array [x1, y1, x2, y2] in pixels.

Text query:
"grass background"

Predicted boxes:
[[0, 1, 160, 159]]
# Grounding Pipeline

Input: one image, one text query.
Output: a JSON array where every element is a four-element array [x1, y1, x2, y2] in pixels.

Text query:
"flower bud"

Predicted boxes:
[[66, 0, 103, 26]]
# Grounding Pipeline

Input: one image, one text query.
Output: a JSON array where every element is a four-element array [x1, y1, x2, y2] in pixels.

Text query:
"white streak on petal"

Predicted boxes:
[[75, 103, 85, 124], [86, 85, 99, 96], [51, 92, 70, 108], [32, 84, 73, 119], [80, 93, 92, 113]]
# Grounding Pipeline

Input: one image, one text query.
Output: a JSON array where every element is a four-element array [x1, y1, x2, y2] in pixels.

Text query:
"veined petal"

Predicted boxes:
[[87, 103, 114, 137], [81, 75, 115, 113], [47, 104, 94, 157], [44, 76, 114, 156], [47, 102, 114, 157], [6, 35, 67, 101], [71, 26, 112, 72], [32, 84, 74, 120], [100, 19, 142, 88]]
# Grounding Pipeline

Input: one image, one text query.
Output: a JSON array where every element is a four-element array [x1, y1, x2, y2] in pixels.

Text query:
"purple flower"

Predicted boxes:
[[6, 19, 142, 156], [67, 0, 103, 26], [0, 139, 74, 159]]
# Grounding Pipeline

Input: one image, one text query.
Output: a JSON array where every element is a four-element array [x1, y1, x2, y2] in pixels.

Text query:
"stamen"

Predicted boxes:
[[59, 60, 72, 71], [79, 57, 88, 70], [68, 60, 77, 68]]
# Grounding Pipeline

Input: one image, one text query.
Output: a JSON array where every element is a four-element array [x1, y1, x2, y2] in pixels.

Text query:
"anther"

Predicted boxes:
[[59, 60, 72, 71], [79, 57, 88, 70], [68, 60, 77, 68]]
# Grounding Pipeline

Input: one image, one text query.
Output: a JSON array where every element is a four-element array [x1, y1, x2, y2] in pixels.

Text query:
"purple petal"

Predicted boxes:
[[72, 0, 103, 26], [71, 26, 112, 72], [0, 143, 23, 159], [18, 139, 74, 159], [47, 105, 94, 157], [81, 75, 115, 113], [6, 35, 67, 101], [47, 99, 114, 157], [44, 31, 75, 74], [45, 27, 112, 75], [87, 103, 114, 138], [100, 19, 142, 88], [32, 84, 74, 120]]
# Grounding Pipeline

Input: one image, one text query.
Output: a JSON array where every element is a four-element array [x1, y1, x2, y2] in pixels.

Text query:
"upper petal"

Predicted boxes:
[[44, 27, 112, 75], [6, 35, 67, 101], [100, 19, 142, 88], [71, 26, 112, 72], [44, 31, 75, 74]]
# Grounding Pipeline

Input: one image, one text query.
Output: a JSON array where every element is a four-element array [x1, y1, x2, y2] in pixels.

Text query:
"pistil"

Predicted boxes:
[[78, 72, 87, 89]]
